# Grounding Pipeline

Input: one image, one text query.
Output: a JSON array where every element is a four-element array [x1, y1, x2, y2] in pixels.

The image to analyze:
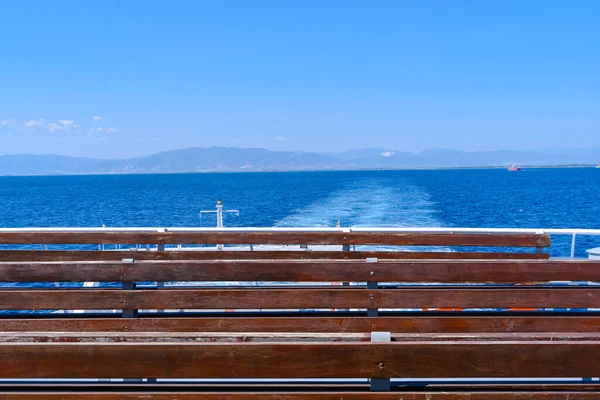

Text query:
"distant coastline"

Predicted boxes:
[[1, 146, 599, 177], [1, 164, 598, 178]]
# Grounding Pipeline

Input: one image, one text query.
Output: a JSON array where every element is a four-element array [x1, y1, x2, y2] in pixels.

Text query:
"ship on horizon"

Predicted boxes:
[[508, 164, 522, 171]]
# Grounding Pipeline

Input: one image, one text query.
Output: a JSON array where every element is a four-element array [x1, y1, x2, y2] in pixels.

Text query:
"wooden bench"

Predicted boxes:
[[4, 230, 600, 398]]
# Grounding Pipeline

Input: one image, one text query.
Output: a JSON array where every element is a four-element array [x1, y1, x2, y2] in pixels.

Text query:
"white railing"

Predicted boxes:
[[1, 226, 600, 258]]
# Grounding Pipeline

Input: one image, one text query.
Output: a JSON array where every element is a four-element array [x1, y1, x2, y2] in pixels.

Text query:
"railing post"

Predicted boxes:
[[571, 233, 577, 259]]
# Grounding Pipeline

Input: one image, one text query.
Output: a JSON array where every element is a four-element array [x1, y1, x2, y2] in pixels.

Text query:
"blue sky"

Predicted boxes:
[[0, 0, 598, 158]]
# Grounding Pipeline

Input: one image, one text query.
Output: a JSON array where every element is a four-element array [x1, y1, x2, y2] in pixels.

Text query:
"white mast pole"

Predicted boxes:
[[216, 199, 224, 229], [216, 200, 223, 250], [199, 200, 239, 251]]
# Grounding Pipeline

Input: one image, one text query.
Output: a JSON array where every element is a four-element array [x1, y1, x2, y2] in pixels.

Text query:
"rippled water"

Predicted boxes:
[[2, 168, 600, 314], [0, 168, 599, 256]]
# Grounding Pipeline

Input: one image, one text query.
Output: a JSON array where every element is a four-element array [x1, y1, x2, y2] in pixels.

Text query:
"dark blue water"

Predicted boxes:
[[1, 168, 599, 257]]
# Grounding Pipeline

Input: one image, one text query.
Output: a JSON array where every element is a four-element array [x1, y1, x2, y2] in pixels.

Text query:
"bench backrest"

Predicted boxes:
[[0, 230, 551, 260]]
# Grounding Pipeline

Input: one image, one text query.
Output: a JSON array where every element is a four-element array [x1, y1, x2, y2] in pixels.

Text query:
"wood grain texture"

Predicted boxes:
[[2, 341, 600, 378], [0, 232, 551, 247], [0, 392, 598, 399], [0, 250, 550, 262], [3, 316, 600, 333], [0, 259, 596, 283], [4, 331, 600, 343], [1, 288, 599, 310]]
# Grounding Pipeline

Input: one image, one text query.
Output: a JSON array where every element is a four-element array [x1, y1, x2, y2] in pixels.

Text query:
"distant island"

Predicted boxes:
[[1, 146, 599, 176]]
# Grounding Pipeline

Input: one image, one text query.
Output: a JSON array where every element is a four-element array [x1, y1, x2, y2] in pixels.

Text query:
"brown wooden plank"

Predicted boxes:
[[3, 316, 600, 333], [4, 331, 600, 343], [0, 332, 371, 343], [1, 288, 600, 310], [0, 250, 549, 262], [0, 232, 551, 247], [2, 341, 600, 378], [1, 392, 600, 399], [2, 383, 600, 391], [0, 392, 599, 399], [0, 259, 595, 283]]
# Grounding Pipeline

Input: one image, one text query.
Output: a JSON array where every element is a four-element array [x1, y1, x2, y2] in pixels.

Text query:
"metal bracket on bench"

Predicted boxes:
[[342, 229, 352, 251], [157, 229, 166, 252], [366, 258, 378, 317], [535, 230, 545, 254], [370, 331, 391, 391], [122, 258, 138, 318]]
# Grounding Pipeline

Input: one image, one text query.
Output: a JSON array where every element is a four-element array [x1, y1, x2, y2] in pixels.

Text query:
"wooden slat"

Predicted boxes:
[[0, 250, 550, 262], [0, 332, 372, 343], [0, 232, 551, 247], [2, 341, 600, 378], [1, 288, 600, 310], [5, 331, 600, 343], [1, 392, 599, 399], [1, 259, 596, 283], [3, 316, 600, 333], [2, 392, 600, 399]]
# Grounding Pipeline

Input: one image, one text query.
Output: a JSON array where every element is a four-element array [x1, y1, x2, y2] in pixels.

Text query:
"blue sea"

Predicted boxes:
[[0, 168, 599, 257]]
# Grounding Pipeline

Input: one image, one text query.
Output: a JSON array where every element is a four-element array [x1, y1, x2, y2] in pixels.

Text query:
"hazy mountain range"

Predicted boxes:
[[1, 146, 599, 175]]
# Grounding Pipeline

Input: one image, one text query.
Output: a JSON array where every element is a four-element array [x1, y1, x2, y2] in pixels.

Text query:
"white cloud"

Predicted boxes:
[[59, 120, 80, 129], [47, 123, 64, 133], [106, 127, 121, 133], [0, 118, 15, 127], [273, 136, 285, 142], [23, 119, 45, 128], [87, 127, 104, 136], [92, 116, 103, 122]]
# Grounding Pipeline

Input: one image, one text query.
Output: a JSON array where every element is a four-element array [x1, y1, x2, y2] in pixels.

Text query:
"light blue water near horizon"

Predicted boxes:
[[0, 168, 599, 257]]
